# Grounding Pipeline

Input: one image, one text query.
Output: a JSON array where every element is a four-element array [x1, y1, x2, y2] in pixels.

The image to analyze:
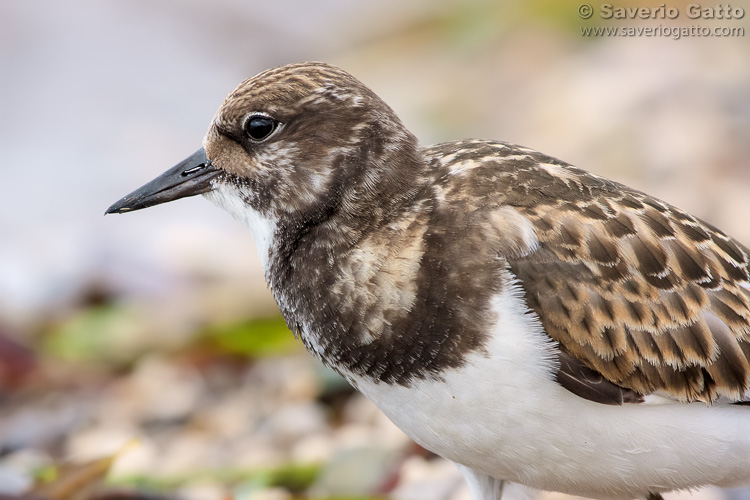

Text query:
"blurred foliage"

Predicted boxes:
[[41, 308, 301, 367], [304, 497, 384, 500], [231, 463, 320, 496], [8, 448, 363, 500], [30, 453, 116, 500], [1, 446, 133, 500], [112, 463, 320, 496], [410, 0, 598, 50], [41, 304, 141, 365], [200, 316, 301, 359]]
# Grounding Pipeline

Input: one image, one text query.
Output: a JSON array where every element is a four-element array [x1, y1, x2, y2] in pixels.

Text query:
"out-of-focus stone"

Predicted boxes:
[[126, 355, 204, 422], [390, 455, 464, 500], [261, 403, 328, 447], [0, 393, 91, 450], [289, 432, 334, 463], [65, 422, 142, 461], [0, 449, 51, 494], [231, 438, 285, 471], [308, 446, 399, 497], [174, 481, 226, 500], [236, 487, 292, 500]]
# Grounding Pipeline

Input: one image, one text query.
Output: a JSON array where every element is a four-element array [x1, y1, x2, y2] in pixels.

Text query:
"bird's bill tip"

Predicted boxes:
[[105, 148, 220, 215]]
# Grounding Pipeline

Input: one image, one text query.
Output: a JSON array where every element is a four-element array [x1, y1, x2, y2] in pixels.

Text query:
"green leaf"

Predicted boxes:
[[203, 316, 300, 358], [42, 304, 139, 364]]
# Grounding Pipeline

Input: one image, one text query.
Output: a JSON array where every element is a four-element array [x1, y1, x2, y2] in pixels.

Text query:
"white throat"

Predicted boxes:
[[204, 185, 277, 272]]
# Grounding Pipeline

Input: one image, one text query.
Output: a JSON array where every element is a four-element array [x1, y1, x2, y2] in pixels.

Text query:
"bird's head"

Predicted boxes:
[[106, 62, 421, 240]]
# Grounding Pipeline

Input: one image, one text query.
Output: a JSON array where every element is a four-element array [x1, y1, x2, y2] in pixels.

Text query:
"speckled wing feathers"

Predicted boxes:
[[426, 140, 750, 403]]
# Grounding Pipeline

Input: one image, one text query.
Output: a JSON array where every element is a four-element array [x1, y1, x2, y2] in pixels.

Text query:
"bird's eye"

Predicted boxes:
[[244, 114, 279, 142]]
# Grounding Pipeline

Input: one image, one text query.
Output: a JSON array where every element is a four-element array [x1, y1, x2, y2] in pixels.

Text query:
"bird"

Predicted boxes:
[[106, 62, 750, 500]]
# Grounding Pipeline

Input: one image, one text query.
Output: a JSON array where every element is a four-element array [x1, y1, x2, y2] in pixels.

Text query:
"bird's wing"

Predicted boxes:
[[473, 143, 750, 404]]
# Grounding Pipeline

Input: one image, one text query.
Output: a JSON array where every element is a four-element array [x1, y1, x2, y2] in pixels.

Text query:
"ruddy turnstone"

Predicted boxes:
[[107, 62, 750, 500]]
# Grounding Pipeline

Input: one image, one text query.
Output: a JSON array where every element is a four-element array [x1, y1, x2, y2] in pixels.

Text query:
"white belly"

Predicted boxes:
[[349, 286, 750, 499]]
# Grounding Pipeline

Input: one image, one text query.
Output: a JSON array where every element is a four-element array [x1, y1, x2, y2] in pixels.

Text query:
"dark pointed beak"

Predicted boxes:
[[106, 148, 221, 214]]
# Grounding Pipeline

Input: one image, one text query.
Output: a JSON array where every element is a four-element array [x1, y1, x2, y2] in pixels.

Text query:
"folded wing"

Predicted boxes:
[[495, 149, 750, 403]]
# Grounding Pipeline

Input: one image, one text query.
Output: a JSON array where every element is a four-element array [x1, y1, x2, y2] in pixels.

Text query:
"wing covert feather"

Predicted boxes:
[[475, 144, 750, 402], [423, 140, 750, 402]]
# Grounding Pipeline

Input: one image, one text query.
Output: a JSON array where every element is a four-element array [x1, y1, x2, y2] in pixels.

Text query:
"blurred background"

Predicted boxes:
[[0, 1, 748, 499]]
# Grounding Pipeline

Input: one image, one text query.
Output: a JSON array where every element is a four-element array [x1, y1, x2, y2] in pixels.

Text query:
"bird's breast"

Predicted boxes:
[[268, 199, 513, 387]]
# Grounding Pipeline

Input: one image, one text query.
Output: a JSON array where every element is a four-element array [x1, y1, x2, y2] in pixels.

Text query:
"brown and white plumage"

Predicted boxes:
[[107, 62, 750, 499], [423, 139, 750, 404]]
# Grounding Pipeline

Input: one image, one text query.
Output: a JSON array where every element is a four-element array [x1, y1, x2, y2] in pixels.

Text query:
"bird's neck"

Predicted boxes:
[[260, 146, 440, 380], [273, 137, 429, 260], [257, 149, 501, 387]]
